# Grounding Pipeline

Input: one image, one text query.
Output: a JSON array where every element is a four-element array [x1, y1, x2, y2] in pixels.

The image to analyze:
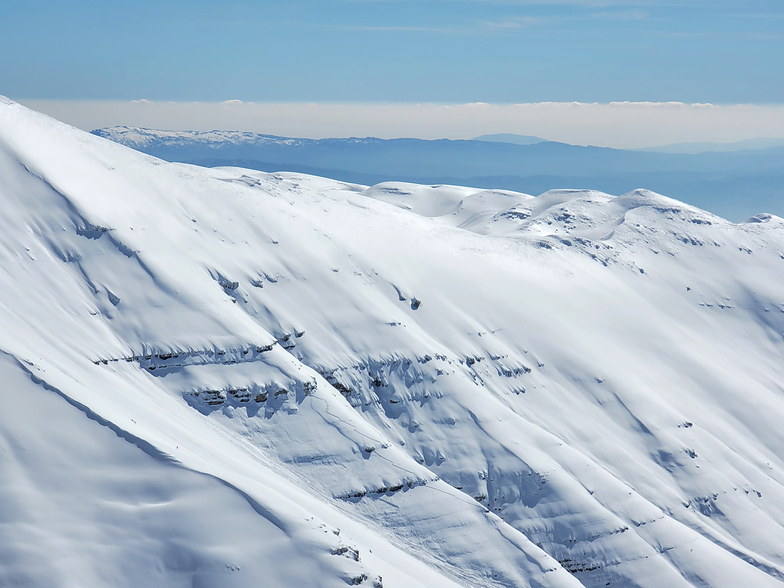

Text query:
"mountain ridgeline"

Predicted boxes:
[[91, 126, 784, 222]]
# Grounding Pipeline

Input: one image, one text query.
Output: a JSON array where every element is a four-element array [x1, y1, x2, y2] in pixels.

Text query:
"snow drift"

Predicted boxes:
[[1, 97, 784, 588]]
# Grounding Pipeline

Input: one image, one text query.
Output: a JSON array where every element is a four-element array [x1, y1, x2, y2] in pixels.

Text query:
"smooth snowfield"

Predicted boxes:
[[1, 97, 784, 588]]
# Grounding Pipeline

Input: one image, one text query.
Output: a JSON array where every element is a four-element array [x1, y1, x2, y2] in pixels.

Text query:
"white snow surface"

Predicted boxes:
[[92, 125, 369, 149], [1, 97, 784, 588]]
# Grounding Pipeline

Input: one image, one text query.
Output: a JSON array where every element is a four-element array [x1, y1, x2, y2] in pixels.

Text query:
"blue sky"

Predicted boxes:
[[3, 0, 783, 104]]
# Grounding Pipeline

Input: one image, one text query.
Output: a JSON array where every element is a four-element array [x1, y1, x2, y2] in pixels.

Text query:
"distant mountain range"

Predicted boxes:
[[471, 132, 784, 154], [472, 133, 546, 145], [91, 127, 784, 221], [638, 137, 784, 154]]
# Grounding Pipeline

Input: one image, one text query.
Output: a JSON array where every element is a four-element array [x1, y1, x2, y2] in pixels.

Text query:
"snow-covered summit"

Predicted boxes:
[[2, 98, 784, 588]]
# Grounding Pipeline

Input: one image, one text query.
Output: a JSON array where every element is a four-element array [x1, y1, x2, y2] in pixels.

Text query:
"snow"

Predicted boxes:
[[92, 126, 302, 150], [1, 97, 784, 587]]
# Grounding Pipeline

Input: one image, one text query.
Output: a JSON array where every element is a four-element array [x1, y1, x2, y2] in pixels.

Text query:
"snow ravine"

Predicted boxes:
[[1, 97, 783, 588]]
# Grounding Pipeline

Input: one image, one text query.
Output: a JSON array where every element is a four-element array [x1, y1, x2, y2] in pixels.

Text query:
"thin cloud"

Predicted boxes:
[[651, 30, 783, 40], [349, 0, 697, 5], [728, 13, 784, 19], [481, 9, 648, 31], [590, 9, 649, 20], [471, 0, 683, 5], [481, 16, 548, 30], [339, 24, 463, 32]]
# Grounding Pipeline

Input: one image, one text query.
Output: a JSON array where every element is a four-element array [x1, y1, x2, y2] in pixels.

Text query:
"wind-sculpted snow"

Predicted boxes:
[[2, 98, 784, 588]]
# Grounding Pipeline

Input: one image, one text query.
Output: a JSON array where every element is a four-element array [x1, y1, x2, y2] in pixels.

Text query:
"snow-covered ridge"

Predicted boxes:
[[91, 125, 382, 149], [91, 125, 784, 224], [2, 98, 784, 588]]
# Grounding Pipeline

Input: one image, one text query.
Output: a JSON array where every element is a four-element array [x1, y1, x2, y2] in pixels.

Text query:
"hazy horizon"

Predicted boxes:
[[16, 99, 784, 150]]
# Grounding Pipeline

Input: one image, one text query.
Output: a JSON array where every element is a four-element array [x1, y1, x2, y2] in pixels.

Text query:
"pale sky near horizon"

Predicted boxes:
[[5, 0, 783, 146], [17, 99, 784, 149]]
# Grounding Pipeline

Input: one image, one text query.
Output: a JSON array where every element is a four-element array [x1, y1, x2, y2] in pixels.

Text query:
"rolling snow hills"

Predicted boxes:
[[91, 125, 784, 222], [2, 97, 784, 588]]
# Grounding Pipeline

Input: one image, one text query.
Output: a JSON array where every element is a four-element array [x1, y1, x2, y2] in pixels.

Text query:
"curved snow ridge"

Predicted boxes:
[[363, 182, 479, 217], [743, 212, 784, 225], [362, 183, 737, 246]]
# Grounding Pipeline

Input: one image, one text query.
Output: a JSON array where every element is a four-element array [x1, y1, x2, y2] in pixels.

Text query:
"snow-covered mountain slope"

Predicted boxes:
[[2, 97, 784, 588]]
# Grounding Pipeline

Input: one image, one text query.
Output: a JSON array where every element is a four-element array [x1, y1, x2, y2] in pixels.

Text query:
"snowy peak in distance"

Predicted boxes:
[[93, 126, 319, 148], [92, 126, 408, 149], [3, 97, 784, 588]]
